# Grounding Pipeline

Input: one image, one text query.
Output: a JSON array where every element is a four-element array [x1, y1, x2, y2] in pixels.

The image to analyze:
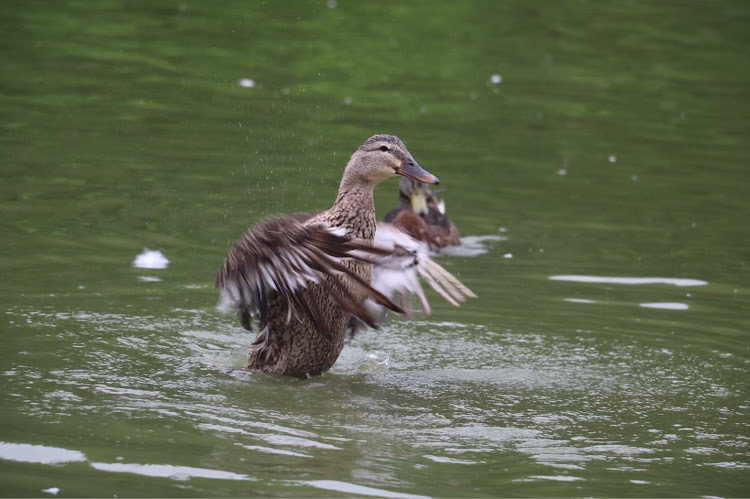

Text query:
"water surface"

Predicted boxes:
[[1, 1, 749, 497]]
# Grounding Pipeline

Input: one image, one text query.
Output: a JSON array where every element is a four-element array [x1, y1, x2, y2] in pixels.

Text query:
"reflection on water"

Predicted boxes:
[[563, 298, 596, 304], [3, 305, 747, 495], [89, 462, 251, 481], [640, 302, 690, 310], [300, 479, 431, 499], [0, 442, 252, 483], [549, 275, 708, 287], [0, 442, 86, 465]]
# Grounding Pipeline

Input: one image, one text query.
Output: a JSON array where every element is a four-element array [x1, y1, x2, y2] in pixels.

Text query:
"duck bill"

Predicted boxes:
[[397, 157, 439, 185]]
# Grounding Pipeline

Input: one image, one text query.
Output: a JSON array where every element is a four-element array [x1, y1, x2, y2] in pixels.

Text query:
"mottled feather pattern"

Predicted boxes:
[[216, 215, 401, 340], [359, 134, 403, 150]]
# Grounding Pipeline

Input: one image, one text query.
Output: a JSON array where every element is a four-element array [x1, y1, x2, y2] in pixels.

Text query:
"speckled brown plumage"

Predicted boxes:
[[216, 134, 439, 377]]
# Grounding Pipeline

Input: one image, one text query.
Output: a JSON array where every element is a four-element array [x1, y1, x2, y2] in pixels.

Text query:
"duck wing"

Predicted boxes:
[[362, 223, 477, 323], [216, 215, 404, 336]]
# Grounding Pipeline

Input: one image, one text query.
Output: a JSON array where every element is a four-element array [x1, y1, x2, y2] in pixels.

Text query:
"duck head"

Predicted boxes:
[[342, 134, 439, 188]]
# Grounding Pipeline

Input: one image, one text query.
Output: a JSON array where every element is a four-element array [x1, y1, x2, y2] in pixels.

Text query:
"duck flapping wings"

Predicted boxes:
[[216, 214, 475, 335], [363, 223, 476, 323]]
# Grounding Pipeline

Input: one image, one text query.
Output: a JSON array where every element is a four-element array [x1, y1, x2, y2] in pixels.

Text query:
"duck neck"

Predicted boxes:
[[330, 180, 377, 240]]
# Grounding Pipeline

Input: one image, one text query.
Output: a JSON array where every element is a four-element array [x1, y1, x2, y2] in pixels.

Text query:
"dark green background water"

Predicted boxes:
[[2, 1, 749, 497]]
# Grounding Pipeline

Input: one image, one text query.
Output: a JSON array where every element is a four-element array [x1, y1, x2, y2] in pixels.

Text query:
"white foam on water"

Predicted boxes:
[[439, 235, 505, 257], [132, 249, 169, 269]]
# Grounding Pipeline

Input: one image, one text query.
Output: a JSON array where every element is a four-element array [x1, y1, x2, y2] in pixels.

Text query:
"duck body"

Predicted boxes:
[[217, 135, 440, 377], [249, 189, 377, 377]]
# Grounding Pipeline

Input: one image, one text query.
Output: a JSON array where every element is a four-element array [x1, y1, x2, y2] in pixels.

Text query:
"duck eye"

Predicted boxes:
[[379, 145, 389, 152]]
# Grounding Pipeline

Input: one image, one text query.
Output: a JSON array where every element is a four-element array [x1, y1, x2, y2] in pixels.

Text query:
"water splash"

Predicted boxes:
[[439, 235, 505, 257]]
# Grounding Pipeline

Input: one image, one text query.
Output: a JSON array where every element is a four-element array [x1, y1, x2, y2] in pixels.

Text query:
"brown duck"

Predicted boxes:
[[383, 177, 461, 249], [216, 135, 475, 377]]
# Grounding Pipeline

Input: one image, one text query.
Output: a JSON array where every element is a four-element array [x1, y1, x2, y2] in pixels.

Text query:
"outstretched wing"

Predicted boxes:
[[216, 216, 403, 336], [363, 223, 477, 323]]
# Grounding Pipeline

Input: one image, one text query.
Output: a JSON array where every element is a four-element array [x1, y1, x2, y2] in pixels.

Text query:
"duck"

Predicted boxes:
[[383, 177, 461, 249], [216, 134, 475, 378]]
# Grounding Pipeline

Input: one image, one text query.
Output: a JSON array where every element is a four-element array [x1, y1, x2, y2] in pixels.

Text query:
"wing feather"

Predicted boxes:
[[362, 223, 477, 326], [216, 215, 404, 335]]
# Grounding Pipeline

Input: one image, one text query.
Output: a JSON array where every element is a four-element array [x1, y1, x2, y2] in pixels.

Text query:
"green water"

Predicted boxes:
[[2, 1, 749, 497]]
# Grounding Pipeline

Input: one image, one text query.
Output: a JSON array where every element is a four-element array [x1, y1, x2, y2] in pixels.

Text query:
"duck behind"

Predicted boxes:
[[384, 177, 461, 249]]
